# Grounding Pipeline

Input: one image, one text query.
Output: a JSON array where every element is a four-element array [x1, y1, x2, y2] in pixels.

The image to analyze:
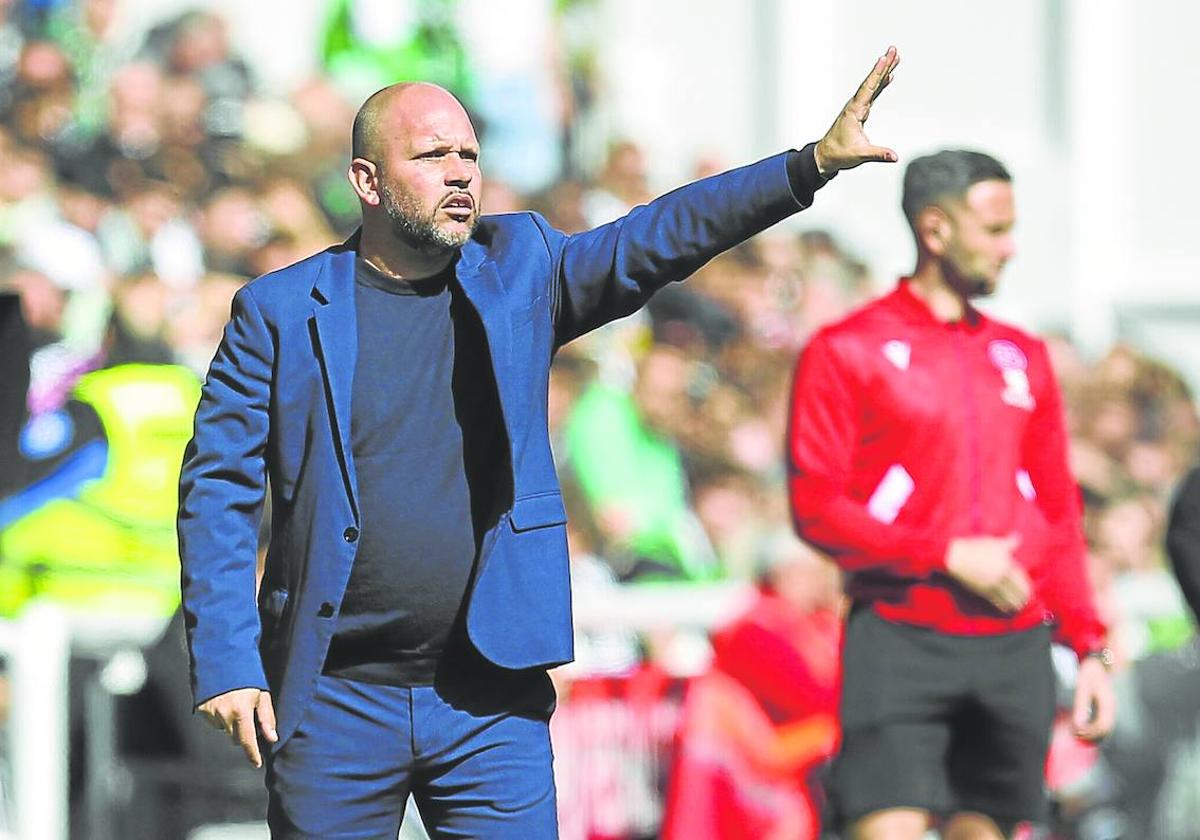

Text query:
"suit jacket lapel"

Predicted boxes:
[[310, 240, 360, 520], [454, 240, 506, 361], [454, 240, 522, 456]]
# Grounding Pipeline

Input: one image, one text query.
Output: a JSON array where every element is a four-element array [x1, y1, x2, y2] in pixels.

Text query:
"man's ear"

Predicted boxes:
[[916, 206, 951, 257], [347, 158, 381, 206]]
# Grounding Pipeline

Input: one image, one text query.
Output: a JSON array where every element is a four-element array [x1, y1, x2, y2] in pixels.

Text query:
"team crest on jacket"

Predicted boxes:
[[882, 339, 911, 371], [989, 340, 1035, 410], [988, 339, 1027, 371]]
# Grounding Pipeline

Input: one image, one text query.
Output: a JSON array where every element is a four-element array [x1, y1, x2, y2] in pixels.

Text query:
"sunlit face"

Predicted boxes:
[[374, 90, 481, 254], [940, 179, 1016, 298]]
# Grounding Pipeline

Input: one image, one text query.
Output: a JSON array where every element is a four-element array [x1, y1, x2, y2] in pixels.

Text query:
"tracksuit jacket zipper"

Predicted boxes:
[[954, 328, 984, 532]]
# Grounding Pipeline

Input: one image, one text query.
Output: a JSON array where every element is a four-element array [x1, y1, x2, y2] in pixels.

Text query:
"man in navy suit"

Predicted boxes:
[[179, 47, 901, 838]]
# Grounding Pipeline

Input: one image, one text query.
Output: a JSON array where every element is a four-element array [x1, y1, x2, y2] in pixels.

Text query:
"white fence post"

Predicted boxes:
[[10, 604, 69, 840]]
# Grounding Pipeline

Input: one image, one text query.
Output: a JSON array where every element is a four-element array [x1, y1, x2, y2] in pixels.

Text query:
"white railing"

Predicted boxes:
[[573, 580, 753, 632]]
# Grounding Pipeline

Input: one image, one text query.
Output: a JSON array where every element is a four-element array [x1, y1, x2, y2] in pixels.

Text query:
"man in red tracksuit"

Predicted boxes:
[[786, 149, 1115, 840]]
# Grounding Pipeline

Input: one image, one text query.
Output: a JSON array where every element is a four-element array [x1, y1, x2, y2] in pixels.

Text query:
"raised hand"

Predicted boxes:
[[814, 46, 900, 176]]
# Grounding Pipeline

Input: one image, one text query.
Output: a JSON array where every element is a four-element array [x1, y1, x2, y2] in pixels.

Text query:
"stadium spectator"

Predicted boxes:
[[663, 534, 842, 840], [566, 343, 719, 581], [193, 184, 268, 275], [583, 139, 651, 226]]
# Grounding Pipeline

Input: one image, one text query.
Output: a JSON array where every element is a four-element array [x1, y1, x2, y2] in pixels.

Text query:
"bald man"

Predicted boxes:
[[179, 49, 901, 838]]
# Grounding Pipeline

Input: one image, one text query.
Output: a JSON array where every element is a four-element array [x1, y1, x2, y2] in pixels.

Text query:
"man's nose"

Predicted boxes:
[[444, 156, 473, 186]]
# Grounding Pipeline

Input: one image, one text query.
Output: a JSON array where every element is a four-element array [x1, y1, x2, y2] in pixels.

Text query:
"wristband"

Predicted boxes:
[[1083, 647, 1115, 671]]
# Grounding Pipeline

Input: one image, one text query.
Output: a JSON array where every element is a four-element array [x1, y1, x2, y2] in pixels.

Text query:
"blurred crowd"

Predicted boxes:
[[0, 1, 1198, 839]]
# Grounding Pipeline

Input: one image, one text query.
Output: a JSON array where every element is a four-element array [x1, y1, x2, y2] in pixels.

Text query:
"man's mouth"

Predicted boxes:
[[442, 194, 475, 221]]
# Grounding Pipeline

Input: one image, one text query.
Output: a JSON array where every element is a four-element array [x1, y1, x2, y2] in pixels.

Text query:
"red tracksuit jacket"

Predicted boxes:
[[787, 280, 1105, 657]]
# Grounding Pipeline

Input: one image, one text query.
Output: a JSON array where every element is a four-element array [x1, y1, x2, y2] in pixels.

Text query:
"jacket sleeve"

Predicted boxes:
[[1023, 341, 1106, 658], [177, 285, 272, 707], [547, 147, 822, 347], [1165, 465, 1200, 627], [786, 332, 948, 578]]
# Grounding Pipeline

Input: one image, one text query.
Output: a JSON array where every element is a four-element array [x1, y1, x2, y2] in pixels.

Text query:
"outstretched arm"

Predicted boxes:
[[550, 47, 903, 346]]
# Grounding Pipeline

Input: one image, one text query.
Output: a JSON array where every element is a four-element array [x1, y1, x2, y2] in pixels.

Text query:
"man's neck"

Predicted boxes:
[[359, 221, 456, 281], [907, 261, 968, 323]]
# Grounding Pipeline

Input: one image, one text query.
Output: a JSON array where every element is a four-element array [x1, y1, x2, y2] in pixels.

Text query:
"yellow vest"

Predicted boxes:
[[0, 364, 200, 617]]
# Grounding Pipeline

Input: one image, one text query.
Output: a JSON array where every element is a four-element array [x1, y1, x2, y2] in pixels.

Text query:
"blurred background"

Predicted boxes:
[[1, 0, 1199, 838]]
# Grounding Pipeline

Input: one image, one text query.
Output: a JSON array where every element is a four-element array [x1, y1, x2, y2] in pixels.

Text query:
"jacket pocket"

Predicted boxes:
[[510, 491, 567, 532]]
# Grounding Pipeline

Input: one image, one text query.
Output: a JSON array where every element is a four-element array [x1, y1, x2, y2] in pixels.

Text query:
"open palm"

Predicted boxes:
[[815, 46, 900, 176]]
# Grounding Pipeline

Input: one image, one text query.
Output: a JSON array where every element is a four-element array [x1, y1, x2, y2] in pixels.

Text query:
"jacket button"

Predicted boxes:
[[318, 602, 334, 618], [343, 526, 359, 543]]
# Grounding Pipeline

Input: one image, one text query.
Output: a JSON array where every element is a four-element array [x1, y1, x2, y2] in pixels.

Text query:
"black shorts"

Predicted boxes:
[[831, 605, 1055, 830]]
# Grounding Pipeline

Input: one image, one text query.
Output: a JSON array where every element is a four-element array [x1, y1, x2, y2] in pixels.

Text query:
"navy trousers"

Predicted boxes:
[[265, 662, 558, 839]]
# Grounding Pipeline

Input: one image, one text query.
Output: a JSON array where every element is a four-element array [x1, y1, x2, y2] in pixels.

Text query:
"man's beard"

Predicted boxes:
[[957, 275, 995, 299], [380, 181, 476, 254], [944, 259, 996, 300]]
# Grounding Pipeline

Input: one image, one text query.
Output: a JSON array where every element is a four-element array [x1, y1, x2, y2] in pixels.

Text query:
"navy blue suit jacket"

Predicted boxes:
[[178, 149, 819, 748]]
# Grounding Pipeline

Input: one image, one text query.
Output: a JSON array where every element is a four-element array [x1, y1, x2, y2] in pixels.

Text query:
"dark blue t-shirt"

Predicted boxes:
[[323, 257, 505, 685]]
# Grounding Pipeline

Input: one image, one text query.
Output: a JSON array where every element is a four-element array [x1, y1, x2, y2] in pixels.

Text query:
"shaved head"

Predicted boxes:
[[351, 82, 469, 161], [350, 85, 396, 160]]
